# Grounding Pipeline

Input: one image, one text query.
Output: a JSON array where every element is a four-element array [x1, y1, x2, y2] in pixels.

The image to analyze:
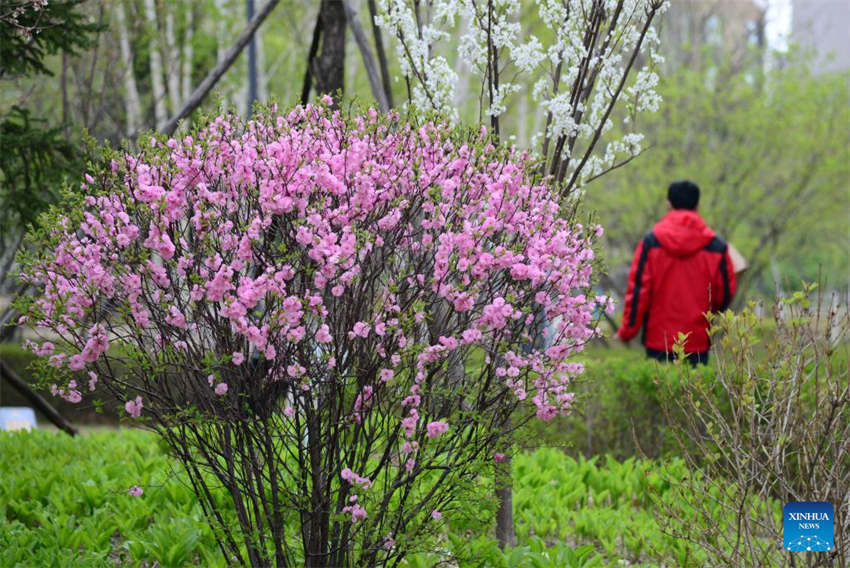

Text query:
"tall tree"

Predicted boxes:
[[114, 0, 142, 135], [143, 0, 168, 127], [0, 0, 99, 297]]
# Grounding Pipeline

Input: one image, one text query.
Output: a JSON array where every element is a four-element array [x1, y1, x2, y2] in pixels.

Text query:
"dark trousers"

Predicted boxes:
[[646, 347, 709, 366]]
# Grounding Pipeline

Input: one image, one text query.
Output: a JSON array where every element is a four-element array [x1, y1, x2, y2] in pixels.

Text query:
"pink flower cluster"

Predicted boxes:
[[426, 421, 449, 438], [340, 468, 373, 490], [341, 468, 372, 522], [125, 396, 143, 418]]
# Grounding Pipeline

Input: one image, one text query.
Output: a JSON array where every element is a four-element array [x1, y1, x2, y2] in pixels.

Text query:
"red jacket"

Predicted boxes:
[[617, 209, 736, 353]]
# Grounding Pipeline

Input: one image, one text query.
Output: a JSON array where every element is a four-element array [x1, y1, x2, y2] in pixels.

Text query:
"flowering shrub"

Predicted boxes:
[[19, 102, 603, 567]]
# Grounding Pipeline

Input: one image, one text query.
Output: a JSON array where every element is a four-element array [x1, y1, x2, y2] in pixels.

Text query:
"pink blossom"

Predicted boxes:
[[68, 354, 86, 371], [426, 421, 449, 438], [316, 324, 332, 343], [494, 453, 505, 463], [158, 233, 176, 260], [87, 371, 98, 391], [287, 326, 306, 342], [401, 415, 418, 438], [64, 389, 82, 404], [340, 468, 373, 490], [351, 322, 369, 338], [232, 352, 245, 365], [206, 265, 234, 301], [35, 341, 54, 356], [125, 396, 143, 418], [431, 510, 442, 520], [166, 305, 187, 329], [342, 503, 367, 522], [215, 383, 228, 395], [461, 328, 482, 344], [453, 293, 474, 312], [128, 485, 144, 497]]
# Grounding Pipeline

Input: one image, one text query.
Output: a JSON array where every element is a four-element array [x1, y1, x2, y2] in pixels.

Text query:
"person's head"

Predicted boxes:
[[667, 180, 700, 210]]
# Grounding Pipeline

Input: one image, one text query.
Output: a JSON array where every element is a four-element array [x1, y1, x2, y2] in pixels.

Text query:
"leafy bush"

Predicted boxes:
[[660, 287, 850, 566]]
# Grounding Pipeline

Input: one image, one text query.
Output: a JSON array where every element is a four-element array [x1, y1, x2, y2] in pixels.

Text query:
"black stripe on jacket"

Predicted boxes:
[[705, 236, 731, 310], [628, 232, 660, 327]]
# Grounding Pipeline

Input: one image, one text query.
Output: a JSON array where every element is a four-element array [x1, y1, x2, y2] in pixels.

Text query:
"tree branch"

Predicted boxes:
[[160, 0, 281, 136], [343, 0, 389, 112], [366, 0, 394, 108]]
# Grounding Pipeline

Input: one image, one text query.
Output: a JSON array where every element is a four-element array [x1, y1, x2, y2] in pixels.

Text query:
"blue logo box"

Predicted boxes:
[[784, 502, 834, 552]]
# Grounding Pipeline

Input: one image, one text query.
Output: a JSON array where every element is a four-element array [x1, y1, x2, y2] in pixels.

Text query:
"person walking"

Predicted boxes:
[[617, 180, 736, 364]]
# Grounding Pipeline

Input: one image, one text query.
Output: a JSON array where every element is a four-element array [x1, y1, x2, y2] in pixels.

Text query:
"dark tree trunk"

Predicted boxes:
[[305, 407, 329, 567], [495, 424, 516, 549], [314, 0, 346, 98], [495, 460, 516, 548]]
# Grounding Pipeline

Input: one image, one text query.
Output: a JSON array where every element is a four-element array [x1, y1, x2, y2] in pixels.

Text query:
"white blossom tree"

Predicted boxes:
[[376, 0, 667, 199]]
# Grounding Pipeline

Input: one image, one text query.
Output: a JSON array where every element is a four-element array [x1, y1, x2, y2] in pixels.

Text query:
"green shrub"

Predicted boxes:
[[519, 347, 693, 459], [660, 289, 850, 566]]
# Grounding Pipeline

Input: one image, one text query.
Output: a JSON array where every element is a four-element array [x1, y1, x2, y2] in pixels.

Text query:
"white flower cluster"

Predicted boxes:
[[376, 0, 669, 189], [374, 0, 461, 117]]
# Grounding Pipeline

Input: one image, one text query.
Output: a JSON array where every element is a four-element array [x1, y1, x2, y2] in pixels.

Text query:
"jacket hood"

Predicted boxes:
[[652, 209, 715, 256]]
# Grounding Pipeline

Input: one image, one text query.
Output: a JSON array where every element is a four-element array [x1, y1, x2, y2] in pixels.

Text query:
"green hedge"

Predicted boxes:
[[519, 347, 699, 459]]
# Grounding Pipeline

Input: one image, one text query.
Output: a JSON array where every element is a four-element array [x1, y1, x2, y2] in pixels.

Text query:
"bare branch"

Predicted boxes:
[[160, 0, 281, 136], [343, 0, 389, 112], [0, 360, 78, 436], [366, 0, 395, 108], [301, 7, 324, 106]]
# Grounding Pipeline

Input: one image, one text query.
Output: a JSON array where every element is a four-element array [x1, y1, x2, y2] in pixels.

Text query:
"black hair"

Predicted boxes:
[[667, 180, 700, 210]]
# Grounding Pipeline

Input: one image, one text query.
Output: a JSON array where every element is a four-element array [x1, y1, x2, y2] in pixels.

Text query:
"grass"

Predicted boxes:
[[0, 427, 747, 567]]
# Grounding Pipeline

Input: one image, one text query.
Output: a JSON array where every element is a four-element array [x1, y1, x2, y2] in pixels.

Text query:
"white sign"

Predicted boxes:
[[0, 407, 37, 431]]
